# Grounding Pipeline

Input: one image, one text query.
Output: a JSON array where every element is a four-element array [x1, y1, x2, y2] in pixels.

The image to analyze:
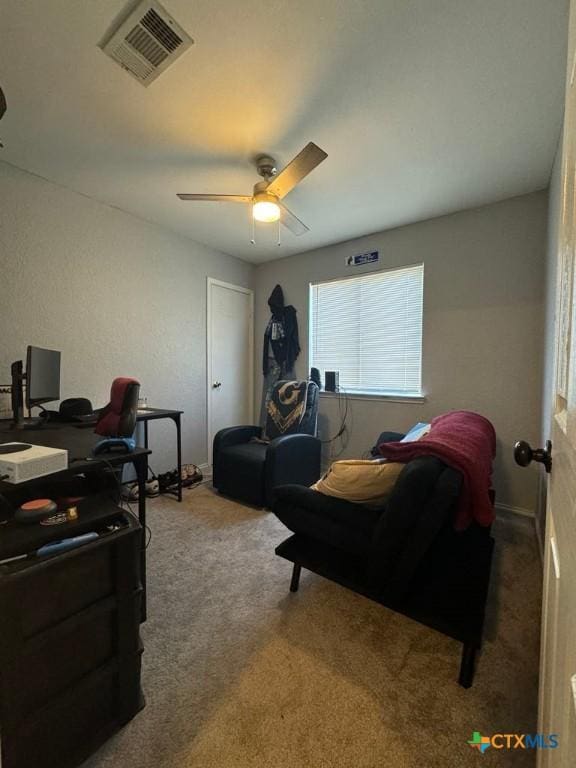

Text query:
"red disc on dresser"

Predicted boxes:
[[15, 499, 57, 524]]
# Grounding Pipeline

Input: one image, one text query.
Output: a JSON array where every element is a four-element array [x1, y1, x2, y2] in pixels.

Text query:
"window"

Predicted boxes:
[[309, 264, 424, 397]]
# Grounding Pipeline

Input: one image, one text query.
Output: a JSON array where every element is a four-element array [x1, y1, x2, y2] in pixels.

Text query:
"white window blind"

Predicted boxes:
[[309, 264, 424, 396]]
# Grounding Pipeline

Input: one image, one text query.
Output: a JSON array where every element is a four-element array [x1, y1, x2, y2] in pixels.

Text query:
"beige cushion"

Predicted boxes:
[[311, 459, 404, 507]]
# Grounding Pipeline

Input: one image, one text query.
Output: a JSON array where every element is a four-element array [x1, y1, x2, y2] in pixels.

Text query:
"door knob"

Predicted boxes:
[[212, 381, 222, 389], [514, 439, 552, 473]]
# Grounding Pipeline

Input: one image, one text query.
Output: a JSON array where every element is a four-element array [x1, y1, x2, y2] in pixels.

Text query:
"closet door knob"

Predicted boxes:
[[514, 440, 552, 473]]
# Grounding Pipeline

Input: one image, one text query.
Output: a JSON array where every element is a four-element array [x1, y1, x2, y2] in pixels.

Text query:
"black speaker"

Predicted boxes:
[[325, 371, 339, 392], [310, 367, 321, 389]]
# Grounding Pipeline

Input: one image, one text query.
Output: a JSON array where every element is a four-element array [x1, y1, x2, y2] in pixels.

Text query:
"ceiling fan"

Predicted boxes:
[[177, 142, 328, 237]]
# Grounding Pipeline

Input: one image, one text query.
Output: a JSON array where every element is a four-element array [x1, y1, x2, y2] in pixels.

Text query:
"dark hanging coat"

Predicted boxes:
[[262, 285, 301, 375]]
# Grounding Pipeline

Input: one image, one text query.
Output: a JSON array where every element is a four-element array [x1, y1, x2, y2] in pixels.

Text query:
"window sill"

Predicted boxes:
[[319, 391, 426, 404]]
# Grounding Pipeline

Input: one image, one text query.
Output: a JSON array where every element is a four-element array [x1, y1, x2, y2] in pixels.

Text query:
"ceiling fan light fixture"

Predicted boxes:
[[177, 142, 327, 239], [253, 192, 281, 223]]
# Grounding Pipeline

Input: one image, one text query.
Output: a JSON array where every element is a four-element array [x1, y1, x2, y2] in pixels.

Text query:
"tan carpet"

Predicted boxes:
[[84, 485, 541, 768]]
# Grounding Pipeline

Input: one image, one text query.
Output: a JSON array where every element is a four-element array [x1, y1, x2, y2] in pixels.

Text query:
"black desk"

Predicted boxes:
[[0, 423, 150, 619], [137, 408, 183, 501]]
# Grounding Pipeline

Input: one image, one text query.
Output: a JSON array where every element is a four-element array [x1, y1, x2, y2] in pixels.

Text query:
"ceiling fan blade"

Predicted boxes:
[[177, 194, 252, 203], [279, 203, 309, 236], [266, 142, 328, 200]]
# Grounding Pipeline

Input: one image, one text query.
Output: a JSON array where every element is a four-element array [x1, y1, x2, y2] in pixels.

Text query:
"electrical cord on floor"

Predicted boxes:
[[187, 477, 212, 490]]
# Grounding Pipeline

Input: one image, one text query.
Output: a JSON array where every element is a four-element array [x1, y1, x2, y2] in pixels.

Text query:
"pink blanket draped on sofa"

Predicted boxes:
[[378, 410, 496, 530]]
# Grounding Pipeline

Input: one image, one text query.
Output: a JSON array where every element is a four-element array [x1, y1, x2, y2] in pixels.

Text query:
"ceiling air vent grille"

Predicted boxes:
[[125, 25, 170, 67], [140, 8, 182, 52], [100, 0, 193, 86]]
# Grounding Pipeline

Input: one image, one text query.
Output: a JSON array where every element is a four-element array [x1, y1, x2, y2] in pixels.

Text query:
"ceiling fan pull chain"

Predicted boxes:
[[277, 218, 281, 247], [250, 209, 256, 245]]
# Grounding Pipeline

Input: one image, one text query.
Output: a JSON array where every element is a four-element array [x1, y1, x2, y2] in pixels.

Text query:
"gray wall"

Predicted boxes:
[[0, 161, 254, 471], [255, 192, 548, 513]]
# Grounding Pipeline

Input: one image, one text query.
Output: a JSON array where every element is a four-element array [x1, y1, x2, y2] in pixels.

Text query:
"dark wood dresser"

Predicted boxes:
[[0, 497, 144, 768]]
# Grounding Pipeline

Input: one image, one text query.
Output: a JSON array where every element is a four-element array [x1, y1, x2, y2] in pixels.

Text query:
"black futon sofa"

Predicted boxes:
[[272, 432, 495, 688]]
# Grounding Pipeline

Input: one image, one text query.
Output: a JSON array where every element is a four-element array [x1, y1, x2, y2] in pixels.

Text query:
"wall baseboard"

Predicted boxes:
[[495, 502, 535, 519], [496, 502, 542, 567]]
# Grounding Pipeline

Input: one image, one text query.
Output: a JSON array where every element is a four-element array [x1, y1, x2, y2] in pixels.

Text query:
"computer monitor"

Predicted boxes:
[[25, 346, 61, 409]]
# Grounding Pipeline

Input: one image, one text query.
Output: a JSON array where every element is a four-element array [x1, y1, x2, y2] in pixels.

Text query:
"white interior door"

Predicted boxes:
[[538, 5, 576, 765], [207, 278, 253, 463]]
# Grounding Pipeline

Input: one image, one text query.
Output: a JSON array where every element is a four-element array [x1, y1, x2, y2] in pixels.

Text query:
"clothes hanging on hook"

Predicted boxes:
[[260, 284, 300, 427]]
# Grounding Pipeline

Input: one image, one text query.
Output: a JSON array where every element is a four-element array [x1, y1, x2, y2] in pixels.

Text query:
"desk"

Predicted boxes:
[[0, 422, 150, 619], [137, 408, 183, 501]]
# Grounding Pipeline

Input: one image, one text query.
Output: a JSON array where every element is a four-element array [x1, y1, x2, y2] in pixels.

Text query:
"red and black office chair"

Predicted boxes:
[[94, 378, 140, 454]]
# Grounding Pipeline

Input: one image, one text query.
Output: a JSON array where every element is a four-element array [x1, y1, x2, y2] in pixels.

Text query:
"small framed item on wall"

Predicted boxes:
[[345, 250, 379, 267]]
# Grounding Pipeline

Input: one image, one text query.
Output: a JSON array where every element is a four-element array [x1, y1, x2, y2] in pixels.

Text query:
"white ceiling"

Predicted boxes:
[[0, 0, 569, 263]]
